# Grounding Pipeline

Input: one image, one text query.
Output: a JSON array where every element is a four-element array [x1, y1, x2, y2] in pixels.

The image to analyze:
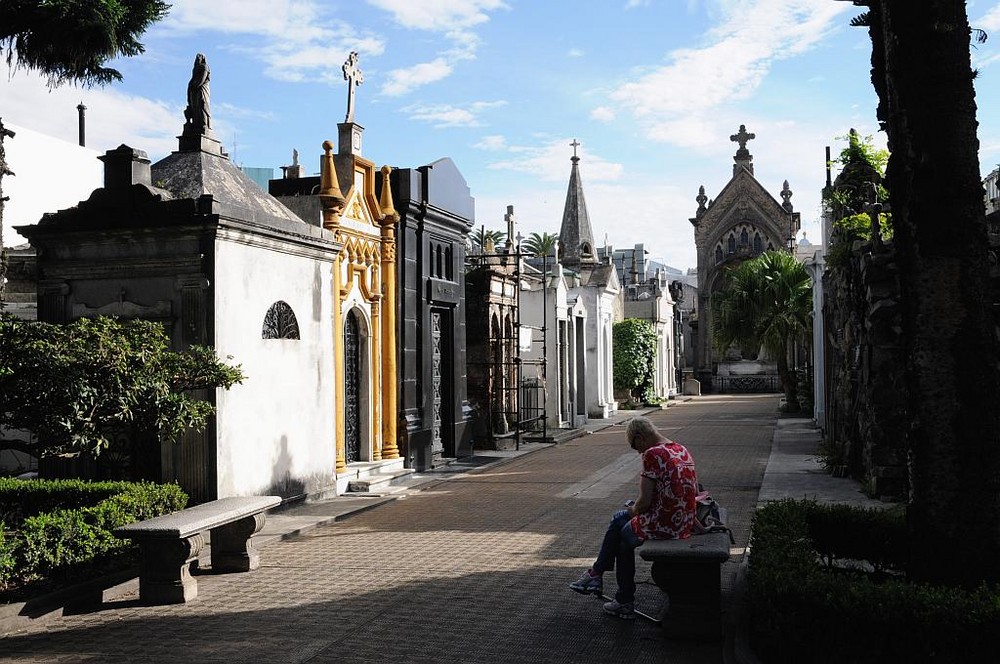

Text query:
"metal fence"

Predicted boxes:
[[714, 374, 780, 393]]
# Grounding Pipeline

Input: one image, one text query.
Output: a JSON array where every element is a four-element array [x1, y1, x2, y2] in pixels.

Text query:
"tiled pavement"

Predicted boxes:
[[2, 394, 791, 663]]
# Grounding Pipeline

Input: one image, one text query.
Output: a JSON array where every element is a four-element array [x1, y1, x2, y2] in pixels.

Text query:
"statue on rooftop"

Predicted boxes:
[[184, 53, 211, 132]]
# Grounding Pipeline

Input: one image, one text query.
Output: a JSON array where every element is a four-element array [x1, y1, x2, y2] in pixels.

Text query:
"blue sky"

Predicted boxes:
[[4, 0, 1000, 270]]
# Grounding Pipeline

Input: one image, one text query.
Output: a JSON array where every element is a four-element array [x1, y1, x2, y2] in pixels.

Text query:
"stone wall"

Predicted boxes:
[[823, 240, 907, 499]]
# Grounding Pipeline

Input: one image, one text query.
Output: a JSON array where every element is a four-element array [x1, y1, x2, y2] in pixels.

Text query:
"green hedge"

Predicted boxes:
[[0, 478, 148, 527], [0, 479, 187, 590], [747, 500, 1000, 664]]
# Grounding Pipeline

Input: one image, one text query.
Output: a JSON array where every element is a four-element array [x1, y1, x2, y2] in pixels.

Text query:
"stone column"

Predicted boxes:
[[370, 289, 383, 462], [379, 166, 400, 459], [319, 141, 347, 475]]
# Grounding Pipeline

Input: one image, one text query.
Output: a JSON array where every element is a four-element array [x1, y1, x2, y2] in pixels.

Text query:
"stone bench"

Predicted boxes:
[[637, 530, 732, 640], [115, 495, 281, 604]]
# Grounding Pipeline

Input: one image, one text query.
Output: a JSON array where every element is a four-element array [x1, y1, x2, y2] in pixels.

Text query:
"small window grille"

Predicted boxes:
[[262, 301, 300, 339]]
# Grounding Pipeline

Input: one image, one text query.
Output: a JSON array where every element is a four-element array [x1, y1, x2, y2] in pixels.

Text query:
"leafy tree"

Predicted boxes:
[[712, 251, 812, 412], [0, 314, 244, 459], [855, 1, 1000, 587], [0, 0, 170, 305], [823, 131, 893, 267], [613, 318, 657, 403], [520, 232, 558, 258], [0, 0, 170, 86]]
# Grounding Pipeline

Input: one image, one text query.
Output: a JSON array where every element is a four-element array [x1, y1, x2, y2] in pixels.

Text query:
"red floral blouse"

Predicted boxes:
[[630, 440, 699, 541]]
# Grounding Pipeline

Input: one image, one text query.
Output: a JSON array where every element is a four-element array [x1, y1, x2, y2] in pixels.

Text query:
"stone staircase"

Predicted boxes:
[[339, 458, 414, 496]]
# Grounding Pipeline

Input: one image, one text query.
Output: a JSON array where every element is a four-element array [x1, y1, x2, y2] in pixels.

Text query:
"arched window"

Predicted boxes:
[[581, 242, 592, 256], [767, 241, 774, 251], [727, 234, 736, 254], [715, 246, 723, 264], [753, 233, 762, 254], [445, 245, 453, 280], [740, 228, 749, 247], [262, 301, 300, 339], [435, 244, 444, 278]]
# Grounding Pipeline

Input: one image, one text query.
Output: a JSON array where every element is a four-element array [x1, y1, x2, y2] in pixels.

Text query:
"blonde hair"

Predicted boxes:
[[626, 416, 659, 445]]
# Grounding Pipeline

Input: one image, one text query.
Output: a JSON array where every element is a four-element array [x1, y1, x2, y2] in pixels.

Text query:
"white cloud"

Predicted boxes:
[[626, 0, 652, 8], [366, 0, 507, 31], [403, 100, 506, 127], [161, 0, 385, 84], [486, 138, 624, 183], [973, 50, 1000, 70], [474, 135, 508, 150], [0, 71, 179, 159], [475, 179, 698, 269], [977, 4, 1000, 31], [568, 48, 585, 58], [590, 106, 617, 122], [366, 0, 508, 95], [381, 59, 453, 97], [606, 0, 849, 151]]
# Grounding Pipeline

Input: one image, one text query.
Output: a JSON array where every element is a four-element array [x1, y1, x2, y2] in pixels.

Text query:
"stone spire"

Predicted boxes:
[[781, 179, 794, 213], [558, 139, 597, 267]]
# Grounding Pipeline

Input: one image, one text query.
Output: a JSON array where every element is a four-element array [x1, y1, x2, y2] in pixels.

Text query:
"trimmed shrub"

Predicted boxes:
[[0, 525, 14, 586], [0, 478, 141, 527], [1, 480, 187, 591], [747, 500, 1000, 664]]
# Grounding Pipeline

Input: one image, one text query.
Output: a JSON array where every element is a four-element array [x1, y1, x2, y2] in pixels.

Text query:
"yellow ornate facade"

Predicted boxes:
[[318, 140, 399, 474]]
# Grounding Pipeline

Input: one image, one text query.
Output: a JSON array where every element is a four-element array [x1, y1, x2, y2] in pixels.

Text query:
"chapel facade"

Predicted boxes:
[[689, 125, 800, 390]]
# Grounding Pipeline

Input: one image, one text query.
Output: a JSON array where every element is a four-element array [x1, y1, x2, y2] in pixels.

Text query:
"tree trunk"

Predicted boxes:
[[776, 349, 798, 413], [871, 1, 1000, 586]]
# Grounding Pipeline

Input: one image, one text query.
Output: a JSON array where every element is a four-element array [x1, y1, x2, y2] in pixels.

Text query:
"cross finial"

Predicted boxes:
[[505, 204, 515, 248], [570, 139, 581, 161], [342, 51, 364, 123], [730, 124, 755, 152]]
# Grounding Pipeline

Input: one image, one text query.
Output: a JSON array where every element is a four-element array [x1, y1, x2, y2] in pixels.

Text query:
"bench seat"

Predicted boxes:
[[115, 495, 281, 604], [637, 531, 732, 640]]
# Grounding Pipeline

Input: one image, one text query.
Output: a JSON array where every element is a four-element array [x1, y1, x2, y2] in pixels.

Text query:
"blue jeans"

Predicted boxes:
[[592, 511, 643, 604]]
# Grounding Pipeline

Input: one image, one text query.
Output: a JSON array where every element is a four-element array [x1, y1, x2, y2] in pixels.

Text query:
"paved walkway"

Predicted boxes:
[[1, 394, 871, 663]]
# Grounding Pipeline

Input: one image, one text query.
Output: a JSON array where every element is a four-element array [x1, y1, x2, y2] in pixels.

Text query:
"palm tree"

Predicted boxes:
[[711, 251, 812, 411], [858, 1, 1000, 587], [469, 227, 506, 254], [520, 232, 558, 258]]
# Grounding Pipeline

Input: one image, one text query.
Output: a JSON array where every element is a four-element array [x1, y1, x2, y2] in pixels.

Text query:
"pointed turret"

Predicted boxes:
[[558, 139, 597, 267]]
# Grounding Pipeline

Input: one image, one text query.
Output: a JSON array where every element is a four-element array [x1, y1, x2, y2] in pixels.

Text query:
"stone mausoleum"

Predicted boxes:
[[19, 55, 342, 502], [689, 125, 800, 391]]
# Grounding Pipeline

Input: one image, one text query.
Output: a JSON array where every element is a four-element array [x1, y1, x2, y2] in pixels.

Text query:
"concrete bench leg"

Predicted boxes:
[[211, 513, 267, 572], [137, 533, 205, 604], [650, 559, 722, 641]]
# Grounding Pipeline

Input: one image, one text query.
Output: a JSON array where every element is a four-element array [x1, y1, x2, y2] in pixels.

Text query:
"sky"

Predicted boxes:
[[3, 0, 1000, 271]]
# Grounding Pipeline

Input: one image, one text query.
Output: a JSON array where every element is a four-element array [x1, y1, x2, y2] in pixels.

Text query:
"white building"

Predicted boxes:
[[555, 145, 621, 419], [18, 132, 340, 503]]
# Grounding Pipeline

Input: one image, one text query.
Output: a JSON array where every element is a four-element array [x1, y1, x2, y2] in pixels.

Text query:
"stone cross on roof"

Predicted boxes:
[[342, 51, 364, 123], [504, 204, 515, 248], [570, 139, 581, 161], [730, 124, 755, 153]]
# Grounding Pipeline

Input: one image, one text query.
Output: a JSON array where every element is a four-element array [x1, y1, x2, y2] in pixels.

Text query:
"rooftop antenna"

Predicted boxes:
[[76, 102, 86, 147]]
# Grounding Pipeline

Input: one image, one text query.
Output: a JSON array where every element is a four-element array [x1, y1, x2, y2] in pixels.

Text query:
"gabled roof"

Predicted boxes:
[[691, 166, 793, 249]]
